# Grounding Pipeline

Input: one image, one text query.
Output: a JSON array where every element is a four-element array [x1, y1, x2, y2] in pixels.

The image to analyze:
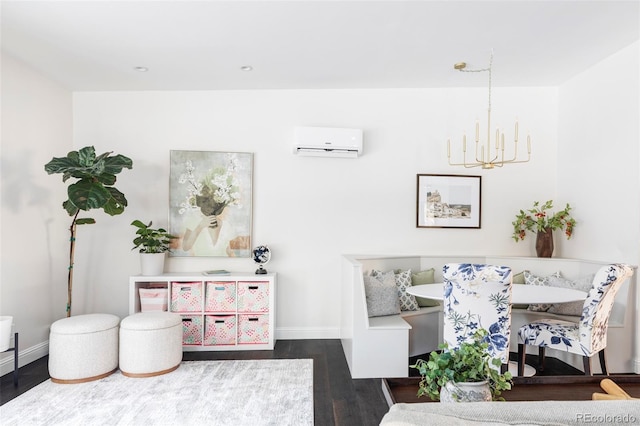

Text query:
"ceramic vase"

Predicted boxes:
[[140, 253, 166, 276], [535, 227, 554, 258], [440, 381, 492, 403]]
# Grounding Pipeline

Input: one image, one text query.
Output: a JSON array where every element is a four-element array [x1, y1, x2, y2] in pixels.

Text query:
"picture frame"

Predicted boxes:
[[169, 150, 253, 257], [416, 174, 481, 228]]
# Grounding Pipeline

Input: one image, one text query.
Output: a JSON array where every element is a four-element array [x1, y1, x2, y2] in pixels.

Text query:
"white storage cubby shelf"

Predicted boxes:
[[129, 272, 276, 351]]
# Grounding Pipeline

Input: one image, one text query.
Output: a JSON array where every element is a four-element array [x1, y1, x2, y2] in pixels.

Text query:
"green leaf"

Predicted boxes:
[[95, 173, 117, 186], [106, 187, 128, 207], [44, 156, 82, 175], [131, 219, 147, 229], [63, 200, 78, 216], [77, 146, 96, 166], [67, 180, 110, 211], [103, 154, 133, 174], [76, 218, 96, 225], [102, 197, 125, 216]]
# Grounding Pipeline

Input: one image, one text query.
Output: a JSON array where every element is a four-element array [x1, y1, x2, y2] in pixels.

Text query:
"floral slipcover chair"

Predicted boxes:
[[517, 263, 634, 376], [442, 263, 513, 367]]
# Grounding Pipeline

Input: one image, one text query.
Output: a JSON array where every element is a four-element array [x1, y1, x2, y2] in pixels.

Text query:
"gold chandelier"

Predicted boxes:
[[447, 51, 531, 169]]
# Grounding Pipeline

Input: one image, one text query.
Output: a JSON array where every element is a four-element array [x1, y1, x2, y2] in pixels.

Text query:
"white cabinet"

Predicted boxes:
[[129, 273, 276, 351]]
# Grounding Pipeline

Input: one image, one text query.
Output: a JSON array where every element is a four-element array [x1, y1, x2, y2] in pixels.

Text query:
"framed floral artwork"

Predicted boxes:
[[169, 151, 253, 257], [416, 174, 481, 228]]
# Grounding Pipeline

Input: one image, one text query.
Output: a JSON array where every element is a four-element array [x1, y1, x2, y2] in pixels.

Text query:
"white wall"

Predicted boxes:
[[3, 40, 638, 374], [558, 41, 640, 267], [71, 87, 558, 337], [0, 53, 73, 370]]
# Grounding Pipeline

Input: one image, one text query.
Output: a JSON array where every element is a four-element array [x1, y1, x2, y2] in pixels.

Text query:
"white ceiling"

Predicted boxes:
[[2, 1, 638, 91]]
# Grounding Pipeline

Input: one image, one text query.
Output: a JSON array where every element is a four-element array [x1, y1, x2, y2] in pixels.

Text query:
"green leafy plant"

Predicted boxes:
[[410, 329, 513, 401], [131, 220, 176, 253], [45, 146, 133, 316], [512, 200, 576, 242]]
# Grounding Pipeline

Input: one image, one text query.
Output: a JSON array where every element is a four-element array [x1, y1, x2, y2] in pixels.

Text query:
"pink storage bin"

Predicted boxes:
[[205, 281, 236, 312], [171, 282, 203, 312], [237, 314, 269, 344], [181, 315, 203, 345], [237, 281, 269, 313], [204, 315, 237, 345], [139, 287, 168, 312]]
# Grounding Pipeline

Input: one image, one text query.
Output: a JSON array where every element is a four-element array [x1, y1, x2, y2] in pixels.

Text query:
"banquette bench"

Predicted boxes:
[[340, 255, 638, 379]]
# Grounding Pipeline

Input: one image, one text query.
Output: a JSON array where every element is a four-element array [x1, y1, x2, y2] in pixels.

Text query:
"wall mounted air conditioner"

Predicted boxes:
[[293, 126, 363, 158]]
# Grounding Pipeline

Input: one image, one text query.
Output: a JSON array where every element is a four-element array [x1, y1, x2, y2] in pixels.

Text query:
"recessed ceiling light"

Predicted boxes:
[[240, 65, 253, 72], [134, 66, 149, 72]]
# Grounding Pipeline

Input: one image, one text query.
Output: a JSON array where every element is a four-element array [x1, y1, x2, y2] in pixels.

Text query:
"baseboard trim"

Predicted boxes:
[[0, 341, 49, 376], [276, 327, 339, 340]]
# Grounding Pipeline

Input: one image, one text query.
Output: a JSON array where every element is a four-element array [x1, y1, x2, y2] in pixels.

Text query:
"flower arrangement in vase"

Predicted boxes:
[[511, 200, 576, 257]]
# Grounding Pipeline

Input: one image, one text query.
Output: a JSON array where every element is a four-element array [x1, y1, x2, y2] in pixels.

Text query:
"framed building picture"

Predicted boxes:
[[169, 150, 253, 257], [416, 174, 481, 228]]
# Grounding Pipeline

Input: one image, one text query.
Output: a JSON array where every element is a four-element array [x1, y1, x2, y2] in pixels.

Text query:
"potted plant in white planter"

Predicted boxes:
[[411, 329, 513, 402], [131, 220, 176, 276]]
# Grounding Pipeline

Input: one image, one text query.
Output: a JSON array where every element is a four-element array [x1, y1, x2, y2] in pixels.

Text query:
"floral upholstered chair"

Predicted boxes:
[[517, 263, 634, 376], [442, 263, 513, 369]]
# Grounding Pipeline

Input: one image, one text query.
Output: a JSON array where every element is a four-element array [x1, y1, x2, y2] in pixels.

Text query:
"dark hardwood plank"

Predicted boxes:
[[385, 375, 640, 404]]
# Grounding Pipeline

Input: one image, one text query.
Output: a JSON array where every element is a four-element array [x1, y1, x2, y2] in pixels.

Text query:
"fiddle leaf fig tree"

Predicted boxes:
[[45, 146, 133, 317]]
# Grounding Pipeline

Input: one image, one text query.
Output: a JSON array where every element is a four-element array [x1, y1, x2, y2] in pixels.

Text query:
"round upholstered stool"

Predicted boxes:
[[49, 313, 120, 384], [119, 312, 183, 378]]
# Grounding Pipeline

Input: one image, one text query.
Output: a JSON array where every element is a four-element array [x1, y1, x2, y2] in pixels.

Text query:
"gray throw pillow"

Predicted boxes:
[[371, 269, 419, 312], [363, 273, 401, 317], [546, 274, 594, 316]]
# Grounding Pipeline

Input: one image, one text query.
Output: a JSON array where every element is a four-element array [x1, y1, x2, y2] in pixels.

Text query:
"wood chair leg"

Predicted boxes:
[[538, 347, 545, 372], [583, 356, 592, 375], [517, 344, 525, 376], [598, 349, 608, 375]]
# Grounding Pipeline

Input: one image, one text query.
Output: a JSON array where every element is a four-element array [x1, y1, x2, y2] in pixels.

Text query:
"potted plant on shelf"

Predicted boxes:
[[410, 329, 513, 402], [512, 200, 576, 258], [131, 220, 176, 276], [45, 146, 133, 317]]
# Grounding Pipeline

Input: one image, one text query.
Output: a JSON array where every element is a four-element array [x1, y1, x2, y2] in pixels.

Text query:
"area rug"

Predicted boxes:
[[1, 359, 313, 426]]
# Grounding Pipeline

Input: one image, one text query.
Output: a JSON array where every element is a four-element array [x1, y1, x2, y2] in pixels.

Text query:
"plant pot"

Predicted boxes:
[[0, 316, 13, 352], [140, 253, 166, 276], [440, 381, 492, 403], [536, 227, 554, 258]]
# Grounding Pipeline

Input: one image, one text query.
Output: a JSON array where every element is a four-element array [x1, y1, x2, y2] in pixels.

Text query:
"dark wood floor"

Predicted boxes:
[[0, 339, 594, 426]]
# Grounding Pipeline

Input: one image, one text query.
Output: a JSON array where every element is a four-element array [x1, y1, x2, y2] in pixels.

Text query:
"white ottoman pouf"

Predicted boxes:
[[119, 312, 183, 378], [49, 313, 120, 384]]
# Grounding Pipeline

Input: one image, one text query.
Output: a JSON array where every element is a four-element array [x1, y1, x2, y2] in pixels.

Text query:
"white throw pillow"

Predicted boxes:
[[524, 271, 561, 312], [394, 269, 419, 311]]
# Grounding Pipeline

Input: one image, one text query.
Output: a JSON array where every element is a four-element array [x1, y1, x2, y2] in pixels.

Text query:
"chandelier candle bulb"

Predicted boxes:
[[475, 121, 479, 141]]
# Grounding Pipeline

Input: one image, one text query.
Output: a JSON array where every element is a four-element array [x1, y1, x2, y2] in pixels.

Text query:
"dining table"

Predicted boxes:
[[406, 283, 589, 377], [407, 283, 588, 305]]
